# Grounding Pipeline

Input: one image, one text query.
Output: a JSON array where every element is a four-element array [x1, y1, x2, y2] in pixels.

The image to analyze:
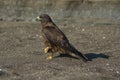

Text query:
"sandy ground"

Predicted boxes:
[[0, 20, 120, 80]]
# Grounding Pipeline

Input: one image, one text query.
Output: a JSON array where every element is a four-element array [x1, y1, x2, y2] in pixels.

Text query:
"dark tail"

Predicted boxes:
[[68, 45, 89, 62], [75, 51, 89, 62]]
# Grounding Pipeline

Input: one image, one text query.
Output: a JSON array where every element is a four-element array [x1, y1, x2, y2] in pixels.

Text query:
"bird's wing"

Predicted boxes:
[[43, 26, 70, 48]]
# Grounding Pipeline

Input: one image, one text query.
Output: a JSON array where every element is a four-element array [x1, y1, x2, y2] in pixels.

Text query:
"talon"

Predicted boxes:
[[44, 47, 51, 53], [46, 56, 53, 60]]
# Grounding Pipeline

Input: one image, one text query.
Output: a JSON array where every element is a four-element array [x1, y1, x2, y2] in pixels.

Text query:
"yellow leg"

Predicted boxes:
[[44, 47, 51, 53], [46, 53, 53, 60]]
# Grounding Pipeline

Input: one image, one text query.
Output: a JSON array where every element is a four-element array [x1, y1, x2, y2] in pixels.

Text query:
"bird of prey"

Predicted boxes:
[[36, 14, 89, 62]]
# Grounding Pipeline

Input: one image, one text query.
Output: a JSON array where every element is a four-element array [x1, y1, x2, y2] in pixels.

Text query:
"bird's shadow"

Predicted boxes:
[[85, 53, 109, 61], [55, 53, 109, 61]]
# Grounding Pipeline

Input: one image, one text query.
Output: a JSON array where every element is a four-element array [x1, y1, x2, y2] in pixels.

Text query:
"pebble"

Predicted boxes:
[[82, 28, 85, 31], [36, 34, 39, 37], [39, 36, 42, 38], [106, 63, 109, 66], [116, 71, 119, 74], [102, 36, 106, 39]]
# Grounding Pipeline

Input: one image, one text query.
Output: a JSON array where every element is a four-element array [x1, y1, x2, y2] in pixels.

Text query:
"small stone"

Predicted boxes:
[[103, 36, 106, 39], [69, 30, 71, 32], [82, 29, 85, 31], [39, 77, 41, 79], [39, 36, 42, 38], [106, 63, 109, 66], [36, 34, 39, 37], [109, 69, 113, 71], [116, 71, 119, 74]]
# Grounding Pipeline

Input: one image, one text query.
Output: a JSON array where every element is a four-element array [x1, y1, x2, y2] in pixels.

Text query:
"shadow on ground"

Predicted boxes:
[[54, 53, 109, 61], [85, 53, 109, 60]]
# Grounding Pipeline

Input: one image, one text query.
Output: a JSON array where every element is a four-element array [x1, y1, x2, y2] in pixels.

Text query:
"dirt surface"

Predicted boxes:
[[0, 20, 120, 80]]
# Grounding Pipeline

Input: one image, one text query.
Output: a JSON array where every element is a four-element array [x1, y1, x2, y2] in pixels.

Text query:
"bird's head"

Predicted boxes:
[[36, 14, 53, 23]]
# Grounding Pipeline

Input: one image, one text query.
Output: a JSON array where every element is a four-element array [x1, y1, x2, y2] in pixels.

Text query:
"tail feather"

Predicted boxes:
[[75, 51, 89, 62], [68, 45, 89, 62]]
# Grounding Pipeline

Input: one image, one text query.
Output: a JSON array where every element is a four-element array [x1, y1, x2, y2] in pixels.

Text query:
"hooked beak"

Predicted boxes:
[[36, 16, 41, 21]]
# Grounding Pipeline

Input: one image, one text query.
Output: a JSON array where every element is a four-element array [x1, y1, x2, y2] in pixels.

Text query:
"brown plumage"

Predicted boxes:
[[36, 14, 89, 62]]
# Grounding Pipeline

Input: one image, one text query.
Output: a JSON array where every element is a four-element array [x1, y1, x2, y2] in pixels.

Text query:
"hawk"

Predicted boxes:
[[36, 14, 89, 62]]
